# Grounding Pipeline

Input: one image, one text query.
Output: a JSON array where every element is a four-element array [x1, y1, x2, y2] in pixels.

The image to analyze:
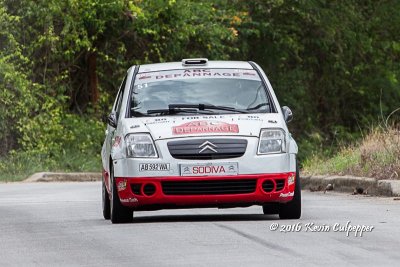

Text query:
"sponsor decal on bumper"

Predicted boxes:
[[279, 192, 294, 198], [180, 162, 238, 176]]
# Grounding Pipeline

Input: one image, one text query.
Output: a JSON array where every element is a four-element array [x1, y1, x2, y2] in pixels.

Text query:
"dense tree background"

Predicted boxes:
[[0, 0, 399, 173]]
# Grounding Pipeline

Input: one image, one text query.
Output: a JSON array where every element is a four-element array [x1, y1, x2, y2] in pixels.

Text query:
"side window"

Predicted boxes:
[[114, 75, 127, 119]]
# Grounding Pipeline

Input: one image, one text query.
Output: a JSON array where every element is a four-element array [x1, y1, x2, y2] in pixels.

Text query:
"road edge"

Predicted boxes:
[[24, 172, 102, 183], [301, 175, 400, 197]]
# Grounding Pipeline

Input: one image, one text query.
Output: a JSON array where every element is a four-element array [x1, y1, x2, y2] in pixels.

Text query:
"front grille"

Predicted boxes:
[[276, 179, 285, 191], [162, 179, 256, 195], [167, 138, 247, 160]]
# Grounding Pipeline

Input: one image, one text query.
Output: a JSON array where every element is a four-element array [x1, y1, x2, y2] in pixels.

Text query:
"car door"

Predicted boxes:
[[102, 75, 127, 187]]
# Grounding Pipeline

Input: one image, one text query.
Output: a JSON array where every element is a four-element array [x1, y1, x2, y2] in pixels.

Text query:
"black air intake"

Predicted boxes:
[[162, 179, 256, 195]]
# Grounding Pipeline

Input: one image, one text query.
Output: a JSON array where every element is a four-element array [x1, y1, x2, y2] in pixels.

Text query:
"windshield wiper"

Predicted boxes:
[[167, 104, 250, 114], [147, 107, 213, 115]]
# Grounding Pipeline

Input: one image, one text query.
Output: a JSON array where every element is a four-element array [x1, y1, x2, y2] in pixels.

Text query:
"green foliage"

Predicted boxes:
[[0, 4, 39, 156], [0, 0, 240, 180], [232, 0, 400, 139], [18, 112, 103, 159], [0, 114, 103, 182]]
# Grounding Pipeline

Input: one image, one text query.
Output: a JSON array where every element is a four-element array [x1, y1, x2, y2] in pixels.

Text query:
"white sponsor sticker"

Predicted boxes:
[[180, 162, 238, 176], [139, 163, 170, 172]]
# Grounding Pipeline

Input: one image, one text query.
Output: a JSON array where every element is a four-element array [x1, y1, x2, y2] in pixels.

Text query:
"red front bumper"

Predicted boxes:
[[112, 173, 296, 210]]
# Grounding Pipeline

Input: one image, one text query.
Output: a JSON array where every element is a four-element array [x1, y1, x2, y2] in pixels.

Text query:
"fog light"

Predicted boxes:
[[288, 174, 295, 185], [143, 183, 156, 196]]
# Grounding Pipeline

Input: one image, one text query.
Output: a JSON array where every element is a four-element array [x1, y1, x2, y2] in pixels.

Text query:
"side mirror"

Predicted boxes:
[[107, 112, 118, 128], [282, 106, 293, 123]]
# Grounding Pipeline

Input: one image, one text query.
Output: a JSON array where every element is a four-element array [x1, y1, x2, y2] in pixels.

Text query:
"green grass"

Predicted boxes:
[[302, 148, 360, 176], [0, 151, 101, 182], [303, 127, 400, 179]]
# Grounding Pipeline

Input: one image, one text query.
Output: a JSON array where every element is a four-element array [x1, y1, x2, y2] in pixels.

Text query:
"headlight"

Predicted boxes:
[[125, 134, 158, 158], [257, 129, 286, 154]]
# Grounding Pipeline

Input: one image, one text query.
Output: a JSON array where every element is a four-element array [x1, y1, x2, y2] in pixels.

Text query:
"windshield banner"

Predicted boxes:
[[136, 69, 260, 84]]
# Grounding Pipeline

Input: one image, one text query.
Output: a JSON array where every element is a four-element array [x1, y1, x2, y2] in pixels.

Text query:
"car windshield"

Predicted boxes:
[[129, 68, 271, 117]]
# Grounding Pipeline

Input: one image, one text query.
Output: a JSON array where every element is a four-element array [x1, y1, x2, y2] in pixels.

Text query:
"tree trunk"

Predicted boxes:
[[88, 51, 99, 104]]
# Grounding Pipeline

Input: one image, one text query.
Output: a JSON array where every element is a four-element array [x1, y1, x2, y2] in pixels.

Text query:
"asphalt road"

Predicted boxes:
[[0, 182, 399, 267]]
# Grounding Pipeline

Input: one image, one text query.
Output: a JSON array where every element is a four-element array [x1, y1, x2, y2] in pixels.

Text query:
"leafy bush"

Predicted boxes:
[[0, 114, 104, 182]]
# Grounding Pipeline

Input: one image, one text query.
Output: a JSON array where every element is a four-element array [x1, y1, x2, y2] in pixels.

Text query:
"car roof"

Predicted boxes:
[[137, 60, 254, 73]]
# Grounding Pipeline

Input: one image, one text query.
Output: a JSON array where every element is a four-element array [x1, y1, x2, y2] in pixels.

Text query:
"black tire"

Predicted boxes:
[[110, 165, 133, 224], [279, 165, 301, 219], [102, 178, 111, 220], [262, 203, 280, 215]]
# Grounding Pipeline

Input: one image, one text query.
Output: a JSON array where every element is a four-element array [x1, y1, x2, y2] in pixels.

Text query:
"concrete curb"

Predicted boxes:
[[301, 175, 400, 197], [24, 172, 102, 183]]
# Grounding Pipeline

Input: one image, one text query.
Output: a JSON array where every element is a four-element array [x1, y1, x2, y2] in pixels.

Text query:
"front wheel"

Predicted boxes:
[[110, 164, 133, 224], [278, 165, 301, 219]]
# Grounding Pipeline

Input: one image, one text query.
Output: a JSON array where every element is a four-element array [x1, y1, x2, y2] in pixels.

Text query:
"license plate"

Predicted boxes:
[[139, 163, 170, 172], [180, 162, 238, 176]]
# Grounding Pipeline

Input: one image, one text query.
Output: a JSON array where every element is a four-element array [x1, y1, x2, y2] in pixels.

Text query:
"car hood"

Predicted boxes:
[[122, 114, 286, 140]]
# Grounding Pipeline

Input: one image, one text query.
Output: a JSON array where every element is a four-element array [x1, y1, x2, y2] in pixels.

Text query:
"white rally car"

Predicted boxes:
[[101, 58, 300, 223]]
